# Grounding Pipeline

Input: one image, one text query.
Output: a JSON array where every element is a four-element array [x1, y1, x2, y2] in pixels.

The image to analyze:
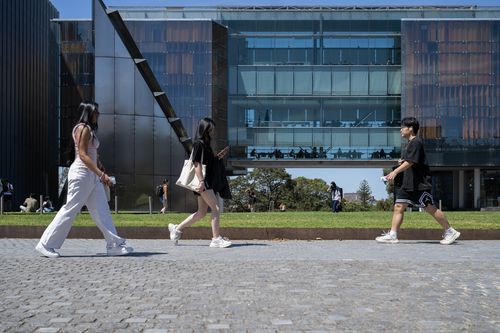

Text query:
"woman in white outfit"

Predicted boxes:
[[36, 101, 133, 258]]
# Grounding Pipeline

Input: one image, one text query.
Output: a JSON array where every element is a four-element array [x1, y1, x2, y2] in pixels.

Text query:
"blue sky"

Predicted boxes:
[[49, 0, 500, 18], [48, 0, 496, 199]]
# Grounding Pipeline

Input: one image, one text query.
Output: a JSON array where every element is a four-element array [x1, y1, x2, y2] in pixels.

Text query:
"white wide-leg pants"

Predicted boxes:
[[39, 163, 125, 249]]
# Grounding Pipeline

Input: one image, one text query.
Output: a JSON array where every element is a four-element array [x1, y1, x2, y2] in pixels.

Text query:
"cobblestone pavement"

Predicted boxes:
[[1, 239, 499, 333]]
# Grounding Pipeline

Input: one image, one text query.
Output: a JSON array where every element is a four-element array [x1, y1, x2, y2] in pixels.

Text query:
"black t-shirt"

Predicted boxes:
[[191, 140, 215, 189], [401, 136, 432, 191]]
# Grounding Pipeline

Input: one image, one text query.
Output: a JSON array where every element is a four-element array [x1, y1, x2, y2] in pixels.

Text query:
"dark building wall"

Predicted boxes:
[[0, 0, 59, 209]]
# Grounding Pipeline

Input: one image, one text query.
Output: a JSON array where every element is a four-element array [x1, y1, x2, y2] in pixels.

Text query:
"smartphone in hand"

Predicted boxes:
[[217, 146, 229, 158]]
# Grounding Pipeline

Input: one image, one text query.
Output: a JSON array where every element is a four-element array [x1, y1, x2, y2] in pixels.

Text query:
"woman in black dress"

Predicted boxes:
[[169, 118, 231, 248]]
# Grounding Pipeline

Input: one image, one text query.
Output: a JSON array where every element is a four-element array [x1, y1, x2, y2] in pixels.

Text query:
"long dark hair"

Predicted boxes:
[[77, 101, 99, 131], [195, 117, 216, 146], [64, 101, 99, 165]]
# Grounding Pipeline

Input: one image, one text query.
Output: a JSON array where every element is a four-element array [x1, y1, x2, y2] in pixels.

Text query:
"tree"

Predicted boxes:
[[226, 168, 294, 212], [383, 167, 395, 198], [356, 179, 373, 209], [250, 168, 293, 211], [292, 177, 330, 211], [226, 175, 252, 212]]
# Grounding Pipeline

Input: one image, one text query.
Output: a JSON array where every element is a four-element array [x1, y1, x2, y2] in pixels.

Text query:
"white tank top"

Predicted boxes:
[[72, 124, 99, 164]]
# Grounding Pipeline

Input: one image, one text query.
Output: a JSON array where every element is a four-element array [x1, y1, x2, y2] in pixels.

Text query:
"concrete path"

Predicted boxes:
[[1, 239, 499, 332]]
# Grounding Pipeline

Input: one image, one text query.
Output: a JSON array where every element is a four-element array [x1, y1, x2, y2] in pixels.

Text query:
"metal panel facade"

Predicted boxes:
[[0, 0, 59, 209]]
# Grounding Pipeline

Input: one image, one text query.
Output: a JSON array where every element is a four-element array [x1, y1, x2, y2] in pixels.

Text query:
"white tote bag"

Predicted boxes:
[[176, 148, 206, 191]]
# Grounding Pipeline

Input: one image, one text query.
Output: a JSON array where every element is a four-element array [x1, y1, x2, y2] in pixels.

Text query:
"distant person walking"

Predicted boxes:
[[247, 189, 257, 212], [36, 101, 133, 258], [328, 181, 343, 213], [160, 179, 169, 214], [376, 117, 460, 245], [169, 117, 232, 248]]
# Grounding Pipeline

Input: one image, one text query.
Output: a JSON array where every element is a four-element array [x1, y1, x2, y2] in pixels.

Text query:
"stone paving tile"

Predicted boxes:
[[0, 239, 499, 332]]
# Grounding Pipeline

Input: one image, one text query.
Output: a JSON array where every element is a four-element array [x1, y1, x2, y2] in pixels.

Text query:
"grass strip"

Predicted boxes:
[[0, 211, 498, 229]]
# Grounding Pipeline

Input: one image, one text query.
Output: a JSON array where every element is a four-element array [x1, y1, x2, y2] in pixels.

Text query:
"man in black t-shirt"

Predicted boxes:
[[376, 117, 460, 245]]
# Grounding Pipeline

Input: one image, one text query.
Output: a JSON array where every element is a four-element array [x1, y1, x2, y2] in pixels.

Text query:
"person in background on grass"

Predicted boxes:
[[247, 188, 257, 212], [35, 101, 133, 258], [20, 193, 38, 213], [376, 117, 460, 245], [36, 196, 55, 213], [160, 179, 169, 214], [328, 181, 343, 213], [168, 117, 232, 248]]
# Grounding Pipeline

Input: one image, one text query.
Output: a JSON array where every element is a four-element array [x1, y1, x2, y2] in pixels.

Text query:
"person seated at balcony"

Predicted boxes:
[[371, 150, 380, 159], [312, 147, 318, 158], [379, 149, 387, 159], [389, 147, 400, 159], [353, 149, 362, 159], [250, 148, 257, 159], [334, 148, 343, 159], [273, 149, 283, 159], [347, 150, 354, 159], [319, 147, 327, 159], [289, 149, 296, 159], [297, 148, 305, 159], [304, 149, 311, 158]]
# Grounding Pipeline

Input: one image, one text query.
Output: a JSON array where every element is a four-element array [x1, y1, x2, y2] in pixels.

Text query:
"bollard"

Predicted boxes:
[[114, 195, 118, 214], [148, 196, 152, 215], [0, 196, 3, 215], [40, 195, 44, 214], [439, 200, 442, 211]]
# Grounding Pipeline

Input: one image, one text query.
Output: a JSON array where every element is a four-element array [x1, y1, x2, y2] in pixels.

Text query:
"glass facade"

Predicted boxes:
[[124, 20, 228, 148], [402, 19, 500, 209], [402, 20, 500, 166], [51, 6, 500, 210], [225, 19, 402, 160], [88, 0, 227, 211], [58, 20, 94, 166], [0, 0, 59, 209]]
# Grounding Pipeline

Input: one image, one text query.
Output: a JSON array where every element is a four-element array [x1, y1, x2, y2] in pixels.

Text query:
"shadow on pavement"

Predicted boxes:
[[231, 243, 269, 248], [60, 252, 167, 258]]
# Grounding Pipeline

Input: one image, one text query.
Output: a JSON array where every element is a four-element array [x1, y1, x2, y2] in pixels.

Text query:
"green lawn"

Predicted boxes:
[[0, 211, 499, 229]]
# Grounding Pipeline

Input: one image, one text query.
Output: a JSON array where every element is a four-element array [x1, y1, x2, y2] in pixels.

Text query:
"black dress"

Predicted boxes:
[[191, 140, 231, 199], [191, 140, 215, 195]]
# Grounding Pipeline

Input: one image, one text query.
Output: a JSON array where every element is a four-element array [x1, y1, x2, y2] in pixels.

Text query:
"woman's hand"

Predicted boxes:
[[195, 180, 206, 193], [100, 173, 112, 187], [216, 146, 229, 159]]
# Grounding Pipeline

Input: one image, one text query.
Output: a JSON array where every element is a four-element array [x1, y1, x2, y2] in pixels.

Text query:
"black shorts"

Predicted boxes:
[[395, 187, 435, 208]]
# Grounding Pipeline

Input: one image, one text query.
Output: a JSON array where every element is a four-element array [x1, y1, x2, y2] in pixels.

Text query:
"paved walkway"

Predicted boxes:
[[1, 239, 499, 332]]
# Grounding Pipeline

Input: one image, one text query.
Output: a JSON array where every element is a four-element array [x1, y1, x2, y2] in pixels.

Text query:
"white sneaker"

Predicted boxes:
[[107, 243, 133, 256], [168, 223, 182, 245], [375, 232, 399, 244], [35, 242, 60, 258], [209, 236, 232, 248], [440, 228, 461, 245]]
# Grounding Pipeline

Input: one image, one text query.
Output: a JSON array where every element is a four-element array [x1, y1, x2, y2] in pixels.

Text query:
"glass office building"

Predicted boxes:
[[53, 4, 499, 210]]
